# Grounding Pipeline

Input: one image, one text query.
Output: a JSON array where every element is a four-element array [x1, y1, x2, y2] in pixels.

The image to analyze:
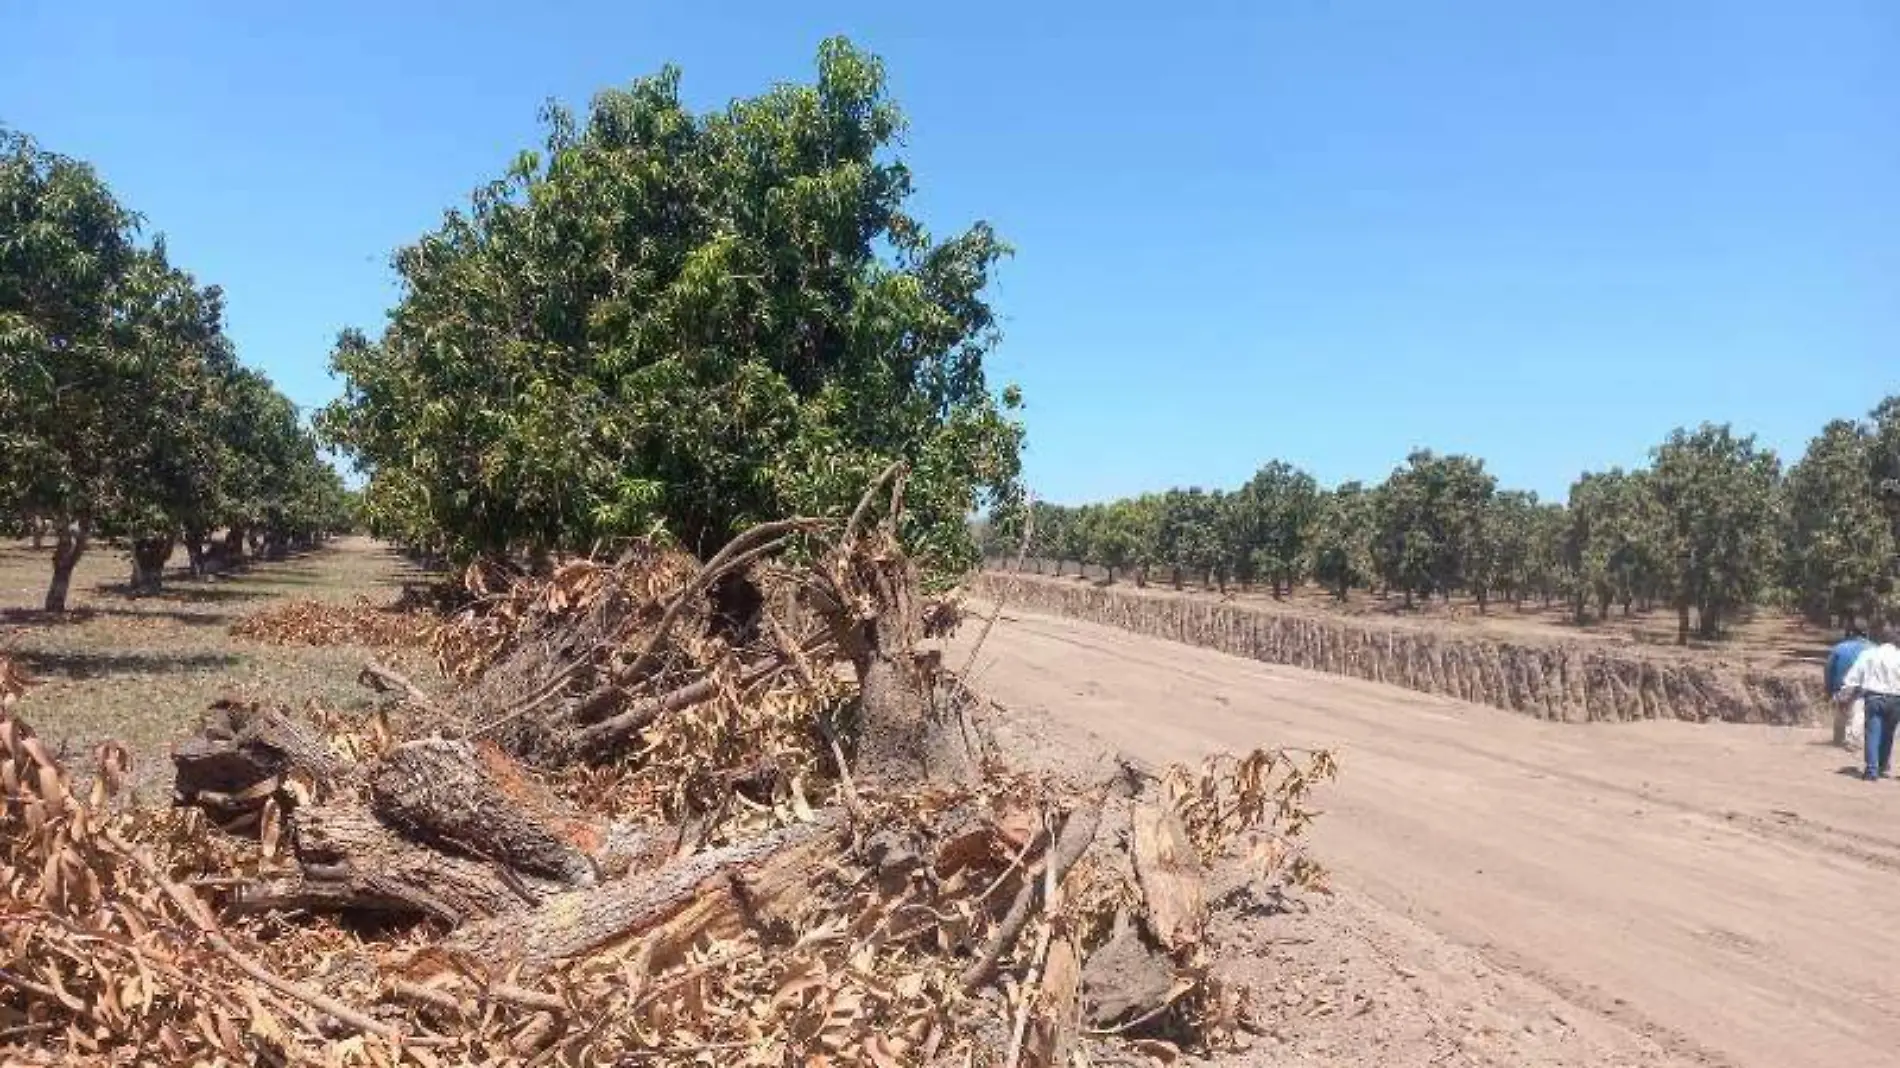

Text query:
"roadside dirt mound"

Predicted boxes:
[[968, 575, 1823, 725]]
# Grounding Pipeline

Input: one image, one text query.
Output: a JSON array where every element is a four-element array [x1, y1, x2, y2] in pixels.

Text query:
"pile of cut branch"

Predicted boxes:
[[2, 471, 1332, 1066]]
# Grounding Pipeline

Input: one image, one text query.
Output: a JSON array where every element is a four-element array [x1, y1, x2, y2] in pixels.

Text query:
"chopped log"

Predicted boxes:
[[447, 810, 846, 975], [172, 700, 349, 821], [368, 737, 600, 886], [230, 800, 565, 924], [1131, 803, 1206, 951]]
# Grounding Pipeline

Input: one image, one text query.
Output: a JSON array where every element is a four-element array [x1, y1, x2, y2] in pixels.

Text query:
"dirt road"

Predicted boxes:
[[953, 606, 1900, 1068]]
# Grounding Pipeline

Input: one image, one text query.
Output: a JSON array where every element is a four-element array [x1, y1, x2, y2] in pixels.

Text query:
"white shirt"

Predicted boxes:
[[1842, 643, 1900, 698]]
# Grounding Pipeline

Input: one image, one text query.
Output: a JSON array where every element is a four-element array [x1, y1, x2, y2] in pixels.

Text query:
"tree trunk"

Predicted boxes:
[[44, 517, 89, 613], [1476, 589, 1488, 615], [184, 528, 209, 577], [130, 536, 173, 594], [1403, 587, 1414, 609], [1677, 602, 1691, 645], [224, 526, 247, 564], [1697, 603, 1721, 641]]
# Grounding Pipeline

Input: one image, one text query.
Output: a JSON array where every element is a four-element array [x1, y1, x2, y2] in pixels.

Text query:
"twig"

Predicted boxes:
[[961, 489, 1034, 678], [358, 660, 443, 715], [469, 517, 825, 739], [388, 979, 565, 1017], [960, 789, 1109, 994], [622, 518, 824, 681], [1002, 812, 1061, 1068], [766, 611, 866, 821]]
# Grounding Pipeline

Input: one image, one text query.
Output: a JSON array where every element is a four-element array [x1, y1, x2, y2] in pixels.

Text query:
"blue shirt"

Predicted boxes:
[[1828, 637, 1873, 695]]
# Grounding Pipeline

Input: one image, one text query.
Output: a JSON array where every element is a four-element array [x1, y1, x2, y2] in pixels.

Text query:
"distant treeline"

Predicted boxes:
[[981, 407, 1900, 643], [1, 129, 356, 610]]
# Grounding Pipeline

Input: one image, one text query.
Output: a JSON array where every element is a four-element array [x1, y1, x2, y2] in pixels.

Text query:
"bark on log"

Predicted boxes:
[[231, 800, 566, 924], [447, 811, 846, 975], [368, 738, 600, 886]]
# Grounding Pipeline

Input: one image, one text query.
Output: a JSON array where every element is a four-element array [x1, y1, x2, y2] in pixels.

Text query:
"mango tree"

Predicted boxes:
[[320, 40, 1022, 580]]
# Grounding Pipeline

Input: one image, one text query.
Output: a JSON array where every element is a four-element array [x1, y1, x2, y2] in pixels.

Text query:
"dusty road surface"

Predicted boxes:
[[952, 606, 1900, 1068]]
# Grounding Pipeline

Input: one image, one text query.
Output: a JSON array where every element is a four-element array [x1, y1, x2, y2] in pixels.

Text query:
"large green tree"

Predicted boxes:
[[1310, 481, 1374, 601], [1564, 469, 1666, 623], [1236, 461, 1320, 598], [1371, 451, 1496, 607], [321, 40, 1023, 576], [2, 128, 347, 607], [1649, 424, 1781, 642], [1784, 418, 1895, 627]]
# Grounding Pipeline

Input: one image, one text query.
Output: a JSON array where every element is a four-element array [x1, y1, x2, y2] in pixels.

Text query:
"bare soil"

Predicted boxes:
[[952, 604, 1899, 1068], [0, 536, 437, 789]]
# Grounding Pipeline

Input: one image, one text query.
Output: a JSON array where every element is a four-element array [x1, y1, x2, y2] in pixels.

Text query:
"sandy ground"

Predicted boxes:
[[952, 605, 1900, 1068]]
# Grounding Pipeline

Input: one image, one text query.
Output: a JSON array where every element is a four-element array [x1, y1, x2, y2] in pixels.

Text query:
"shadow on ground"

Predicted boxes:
[[17, 648, 240, 679]]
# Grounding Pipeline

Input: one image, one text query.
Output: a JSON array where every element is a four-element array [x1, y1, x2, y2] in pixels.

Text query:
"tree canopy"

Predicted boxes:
[[320, 39, 1023, 577]]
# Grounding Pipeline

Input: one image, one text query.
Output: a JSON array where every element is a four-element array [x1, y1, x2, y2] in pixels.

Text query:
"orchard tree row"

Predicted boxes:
[[317, 40, 1023, 581], [0, 129, 353, 611], [986, 406, 1900, 643]]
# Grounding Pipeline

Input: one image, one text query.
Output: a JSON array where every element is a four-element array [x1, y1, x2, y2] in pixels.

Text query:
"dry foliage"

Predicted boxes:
[[231, 597, 436, 649], [2, 521, 1335, 1065]]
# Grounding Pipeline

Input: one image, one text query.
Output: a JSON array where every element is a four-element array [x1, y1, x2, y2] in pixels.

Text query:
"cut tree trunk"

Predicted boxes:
[[368, 738, 601, 886], [1130, 803, 1205, 951], [235, 799, 569, 924], [172, 700, 352, 827]]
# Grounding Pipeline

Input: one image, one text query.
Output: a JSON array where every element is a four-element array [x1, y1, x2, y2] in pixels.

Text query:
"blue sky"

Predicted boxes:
[[4, 1, 1893, 503]]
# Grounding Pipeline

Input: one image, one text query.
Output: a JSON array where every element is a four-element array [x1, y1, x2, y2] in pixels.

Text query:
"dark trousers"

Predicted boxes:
[[1865, 694, 1899, 777]]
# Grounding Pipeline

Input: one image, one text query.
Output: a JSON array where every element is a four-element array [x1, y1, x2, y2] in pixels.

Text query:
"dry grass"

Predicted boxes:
[[0, 536, 441, 789]]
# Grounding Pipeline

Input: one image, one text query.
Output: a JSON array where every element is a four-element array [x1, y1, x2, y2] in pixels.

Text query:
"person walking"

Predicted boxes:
[[1828, 624, 1874, 747], [1836, 626, 1900, 781]]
